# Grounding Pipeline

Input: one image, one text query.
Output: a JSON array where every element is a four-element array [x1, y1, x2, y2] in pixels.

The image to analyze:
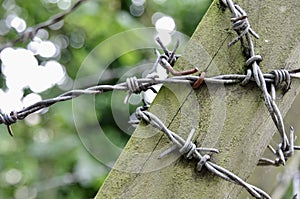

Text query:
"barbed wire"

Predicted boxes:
[[220, 0, 297, 167], [128, 40, 272, 199], [0, 0, 299, 198], [131, 35, 299, 198], [1, 65, 299, 137], [134, 108, 271, 199], [0, 0, 88, 51], [0, 36, 299, 198]]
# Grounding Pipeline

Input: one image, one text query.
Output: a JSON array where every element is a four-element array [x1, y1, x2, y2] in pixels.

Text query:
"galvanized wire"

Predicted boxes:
[[1, 67, 299, 136], [221, 0, 295, 167], [135, 108, 271, 199], [0, 0, 299, 198], [0, 36, 298, 198]]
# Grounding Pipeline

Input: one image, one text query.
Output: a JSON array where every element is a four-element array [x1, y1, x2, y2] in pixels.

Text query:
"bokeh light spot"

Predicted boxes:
[[22, 93, 42, 107], [38, 41, 57, 58], [57, 0, 71, 10], [132, 0, 146, 6], [10, 16, 26, 32], [155, 16, 176, 33], [0, 89, 23, 113], [5, 168, 22, 185]]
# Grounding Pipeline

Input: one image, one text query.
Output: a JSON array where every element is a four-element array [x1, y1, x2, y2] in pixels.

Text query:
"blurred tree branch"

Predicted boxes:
[[0, 0, 89, 51]]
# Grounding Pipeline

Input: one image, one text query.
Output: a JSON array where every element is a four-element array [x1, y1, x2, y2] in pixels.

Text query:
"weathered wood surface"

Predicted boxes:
[[95, 0, 300, 198]]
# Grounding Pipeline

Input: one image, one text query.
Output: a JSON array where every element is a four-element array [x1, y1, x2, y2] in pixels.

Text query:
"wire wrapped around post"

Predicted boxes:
[[221, 0, 296, 167]]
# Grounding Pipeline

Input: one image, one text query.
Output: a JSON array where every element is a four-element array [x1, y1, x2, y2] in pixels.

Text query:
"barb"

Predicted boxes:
[[0, 4, 299, 195], [222, 0, 295, 167], [154, 37, 198, 76], [258, 127, 300, 167], [2, 69, 300, 136], [135, 109, 271, 199], [221, 0, 259, 47], [0, 0, 89, 51], [0, 68, 298, 135]]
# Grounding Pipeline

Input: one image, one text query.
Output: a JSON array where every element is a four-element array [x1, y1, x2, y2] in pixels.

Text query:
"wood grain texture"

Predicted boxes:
[[95, 0, 300, 198]]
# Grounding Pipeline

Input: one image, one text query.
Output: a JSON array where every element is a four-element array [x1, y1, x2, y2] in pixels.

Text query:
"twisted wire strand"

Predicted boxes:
[[0, 2, 298, 195], [258, 127, 299, 167], [222, 0, 293, 166], [135, 109, 271, 199], [1, 69, 299, 136]]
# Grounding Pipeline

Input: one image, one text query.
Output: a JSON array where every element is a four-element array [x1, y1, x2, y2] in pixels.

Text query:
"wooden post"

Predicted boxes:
[[95, 0, 300, 198]]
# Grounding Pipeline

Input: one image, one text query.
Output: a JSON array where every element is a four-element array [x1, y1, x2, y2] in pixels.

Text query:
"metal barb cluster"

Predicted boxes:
[[0, 1, 300, 198], [222, 0, 299, 168], [220, 0, 259, 47], [0, 112, 19, 136], [131, 39, 272, 198], [0, 42, 296, 198], [134, 109, 271, 199], [0, 40, 297, 199], [154, 37, 199, 76]]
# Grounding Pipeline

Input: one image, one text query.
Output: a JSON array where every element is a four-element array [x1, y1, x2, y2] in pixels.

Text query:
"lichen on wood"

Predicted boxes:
[[95, 0, 300, 198]]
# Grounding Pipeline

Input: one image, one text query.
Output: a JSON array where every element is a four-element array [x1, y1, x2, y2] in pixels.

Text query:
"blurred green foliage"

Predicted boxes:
[[0, 0, 212, 198]]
